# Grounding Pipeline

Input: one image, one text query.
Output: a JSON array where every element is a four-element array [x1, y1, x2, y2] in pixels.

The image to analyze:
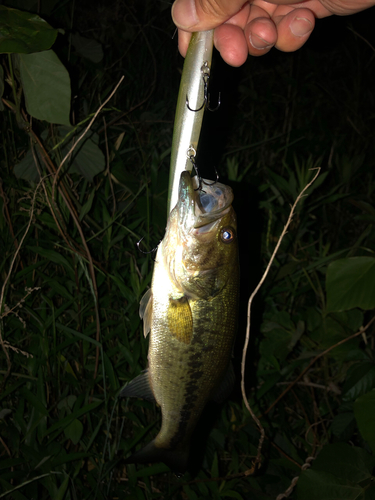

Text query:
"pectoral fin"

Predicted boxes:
[[139, 288, 153, 338], [167, 296, 193, 344], [119, 369, 155, 402]]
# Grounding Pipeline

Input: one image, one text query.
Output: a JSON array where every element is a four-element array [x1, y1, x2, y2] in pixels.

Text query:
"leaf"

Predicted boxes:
[[64, 419, 83, 445], [326, 257, 375, 313], [354, 390, 375, 453], [103, 352, 119, 390], [27, 246, 73, 276], [79, 187, 96, 220], [45, 401, 102, 438], [0, 6, 57, 54], [296, 469, 363, 500], [19, 50, 71, 125], [133, 463, 170, 478], [71, 33, 103, 63], [260, 312, 299, 362], [64, 133, 105, 182], [13, 144, 43, 182], [56, 323, 102, 347], [342, 362, 375, 401], [221, 491, 244, 500], [312, 443, 375, 484], [331, 412, 356, 441]]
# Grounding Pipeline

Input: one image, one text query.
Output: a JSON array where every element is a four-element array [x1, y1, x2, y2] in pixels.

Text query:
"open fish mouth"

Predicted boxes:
[[191, 175, 234, 228]]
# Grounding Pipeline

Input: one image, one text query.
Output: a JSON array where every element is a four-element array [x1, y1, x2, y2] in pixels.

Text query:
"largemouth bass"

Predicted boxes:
[[121, 171, 239, 473]]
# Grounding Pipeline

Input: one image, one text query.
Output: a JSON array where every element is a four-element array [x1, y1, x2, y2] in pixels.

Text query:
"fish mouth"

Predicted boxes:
[[178, 171, 234, 231]]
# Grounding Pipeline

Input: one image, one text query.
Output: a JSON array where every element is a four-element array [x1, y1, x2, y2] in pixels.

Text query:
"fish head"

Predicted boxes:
[[164, 171, 238, 299]]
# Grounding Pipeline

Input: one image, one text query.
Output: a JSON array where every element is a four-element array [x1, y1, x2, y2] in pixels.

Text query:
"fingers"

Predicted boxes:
[[271, 7, 315, 52], [172, 0, 248, 31], [214, 24, 250, 67], [177, 30, 193, 58], [173, 1, 315, 64]]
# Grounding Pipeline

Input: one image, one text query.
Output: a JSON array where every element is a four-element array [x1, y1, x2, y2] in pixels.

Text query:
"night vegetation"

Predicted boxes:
[[1, 1, 375, 498]]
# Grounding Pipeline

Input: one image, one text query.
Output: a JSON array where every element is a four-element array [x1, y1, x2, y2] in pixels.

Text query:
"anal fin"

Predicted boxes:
[[119, 369, 155, 402]]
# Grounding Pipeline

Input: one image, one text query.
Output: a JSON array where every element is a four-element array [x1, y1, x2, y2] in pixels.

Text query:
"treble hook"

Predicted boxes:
[[137, 237, 160, 261], [186, 147, 219, 192], [186, 62, 221, 113]]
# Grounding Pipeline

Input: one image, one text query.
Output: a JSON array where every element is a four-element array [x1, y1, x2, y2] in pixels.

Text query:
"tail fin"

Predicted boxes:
[[124, 439, 188, 475]]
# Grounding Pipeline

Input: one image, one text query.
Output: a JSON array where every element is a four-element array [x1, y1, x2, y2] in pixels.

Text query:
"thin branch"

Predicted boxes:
[[241, 168, 321, 469], [52, 75, 124, 200]]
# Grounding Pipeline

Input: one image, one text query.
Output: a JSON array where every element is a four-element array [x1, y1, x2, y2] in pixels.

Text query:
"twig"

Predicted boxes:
[[276, 380, 341, 394], [0, 179, 23, 269], [50, 76, 123, 380], [241, 168, 321, 469], [264, 317, 375, 417], [52, 75, 124, 200], [276, 456, 315, 499]]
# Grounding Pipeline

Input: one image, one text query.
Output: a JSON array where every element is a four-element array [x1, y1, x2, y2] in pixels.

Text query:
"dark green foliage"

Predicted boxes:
[[1, 1, 375, 499]]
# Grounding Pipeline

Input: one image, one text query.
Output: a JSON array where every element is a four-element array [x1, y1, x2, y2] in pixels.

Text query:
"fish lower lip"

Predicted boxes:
[[193, 220, 220, 234]]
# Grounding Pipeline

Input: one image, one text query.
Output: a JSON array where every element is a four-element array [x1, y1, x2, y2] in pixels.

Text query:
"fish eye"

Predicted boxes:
[[220, 227, 235, 244]]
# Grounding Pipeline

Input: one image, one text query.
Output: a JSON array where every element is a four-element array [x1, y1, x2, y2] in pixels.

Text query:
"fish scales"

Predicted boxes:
[[121, 171, 239, 473]]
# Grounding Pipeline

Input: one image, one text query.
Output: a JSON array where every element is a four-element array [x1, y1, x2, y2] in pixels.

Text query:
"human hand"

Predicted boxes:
[[172, 0, 374, 66]]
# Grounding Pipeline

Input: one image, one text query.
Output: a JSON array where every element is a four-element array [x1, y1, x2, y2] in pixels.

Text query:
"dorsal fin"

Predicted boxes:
[[139, 288, 153, 338]]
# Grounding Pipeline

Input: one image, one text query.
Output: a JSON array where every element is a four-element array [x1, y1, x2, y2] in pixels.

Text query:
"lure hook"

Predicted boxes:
[[137, 237, 160, 261], [186, 147, 219, 192], [186, 62, 221, 113]]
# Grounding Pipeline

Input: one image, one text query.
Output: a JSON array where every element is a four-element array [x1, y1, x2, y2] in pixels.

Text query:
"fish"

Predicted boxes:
[[121, 171, 239, 473]]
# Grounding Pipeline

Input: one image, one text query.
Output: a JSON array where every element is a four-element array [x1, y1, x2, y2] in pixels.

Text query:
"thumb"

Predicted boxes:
[[172, 0, 247, 31]]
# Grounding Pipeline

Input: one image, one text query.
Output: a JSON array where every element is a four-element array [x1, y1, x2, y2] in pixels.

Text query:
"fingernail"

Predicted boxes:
[[172, 0, 199, 30], [290, 17, 313, 37], [249, 33, 273, 50]]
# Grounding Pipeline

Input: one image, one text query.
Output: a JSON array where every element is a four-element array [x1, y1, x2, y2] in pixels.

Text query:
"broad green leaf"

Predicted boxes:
[[342, 362, 375, 401], [19, 50, 71, 125], [0, 6, 57, 54], [65, 134, 105, 182], [260, 312, 302, 363], [354, 390, 375, 453], [296, 469, 362, 500], [71, 33, 103, 63], [64, 419, 83, 445], [13, 144, 43, 182], [57, 127, 105, 182], [331, 412, 356, 440], [326, 257, 375, 313], [312, 443, 375, 484]]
